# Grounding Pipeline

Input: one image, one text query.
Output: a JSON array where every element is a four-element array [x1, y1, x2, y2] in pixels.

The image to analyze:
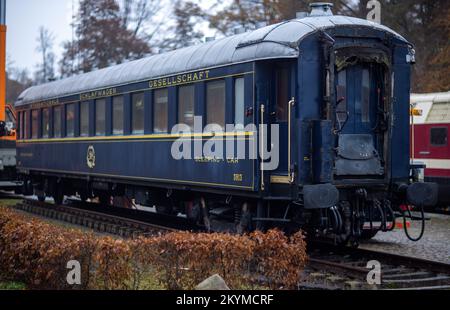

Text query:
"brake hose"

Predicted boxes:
[[384, 201, 396, 232], [402, 205, 425, 242]]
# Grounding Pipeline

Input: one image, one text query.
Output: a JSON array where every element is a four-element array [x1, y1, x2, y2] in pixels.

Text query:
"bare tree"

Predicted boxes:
[[60, 0, 152, 77], [121, 0, 162, 41], [161, 0, 205, 51], [34, 26, 55, 84], [6, 60, 33, 103]]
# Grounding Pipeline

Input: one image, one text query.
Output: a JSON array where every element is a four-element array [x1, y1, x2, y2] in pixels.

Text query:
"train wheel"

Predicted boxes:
[[98, 194, 111, 206], [53, 188, 64, 205], [79, 192, 88, 202], [37, 194, 46, 202]]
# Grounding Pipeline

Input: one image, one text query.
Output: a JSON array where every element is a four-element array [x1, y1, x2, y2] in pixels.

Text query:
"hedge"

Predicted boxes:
[[0, 208, 307, 290]]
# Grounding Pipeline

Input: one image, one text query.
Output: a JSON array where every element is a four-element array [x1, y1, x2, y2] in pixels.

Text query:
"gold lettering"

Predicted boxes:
[[234, 174, 243, 182]]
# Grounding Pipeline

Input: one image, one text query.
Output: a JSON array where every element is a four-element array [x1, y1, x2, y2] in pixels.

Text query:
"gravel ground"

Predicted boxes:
[[360, 213, 450, 264]]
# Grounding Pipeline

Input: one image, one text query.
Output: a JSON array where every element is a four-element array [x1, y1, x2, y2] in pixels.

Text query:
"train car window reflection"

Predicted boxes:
[[113, 96, 124, 135], [362, 68, 370, 123], [154, 89, 168, 133], [95, 99, 106, 136], [206, 80, 226, 129], [66, 104, 75, 137], [80, 101, 89, 137], [430, 127, 448, 146], [31, 110, 39, 139], [178, 85, 195, 131], [42, 108, 50, 139], [234, 77, 245, 130], [132, 92, 145, 135], [53, 106, 62, 138], [276, 67, 289, 122]]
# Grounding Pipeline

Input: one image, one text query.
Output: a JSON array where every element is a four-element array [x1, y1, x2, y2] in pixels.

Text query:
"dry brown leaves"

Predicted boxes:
[[0, 208, 308, 290]]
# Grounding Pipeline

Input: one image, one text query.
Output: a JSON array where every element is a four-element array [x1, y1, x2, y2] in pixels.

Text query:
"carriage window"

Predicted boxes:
[[19, 112, 23, 139], [178, 85, 195, 130], [234, 77, 245, 129], [206, 80, 226, 129], [154, 89, 168, 133], [31, 110, 39, 139], [80, 101, 89, 137], [430, 127, 448, 146], [95, 99, 106, 136], [42, 108, 50, 139], [66, 104, 75, 137], [132, 92, 145, 135], [53, 106, 62, 138], [113, 96, 124, 135], [23, 111, 29, 139], [361, 68, 370, 123], [276, 68, 289, 122]]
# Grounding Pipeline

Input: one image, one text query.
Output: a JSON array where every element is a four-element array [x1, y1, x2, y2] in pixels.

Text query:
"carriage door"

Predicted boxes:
[[270, 63, 293, 178], [334, 63, 384, 177]]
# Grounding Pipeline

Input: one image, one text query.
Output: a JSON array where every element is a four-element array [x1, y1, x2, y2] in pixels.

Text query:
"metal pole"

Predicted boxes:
[[0, 0, 5, 25]]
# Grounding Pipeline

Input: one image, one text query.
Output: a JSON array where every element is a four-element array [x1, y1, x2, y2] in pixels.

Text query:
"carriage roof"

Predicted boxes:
[[16, 15, 408, 106], [411, 91, 450, 125]]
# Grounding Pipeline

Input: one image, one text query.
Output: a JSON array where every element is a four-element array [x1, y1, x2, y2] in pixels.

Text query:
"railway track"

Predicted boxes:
[[304, 244, 450, 290], [13, 199, 198, 238]]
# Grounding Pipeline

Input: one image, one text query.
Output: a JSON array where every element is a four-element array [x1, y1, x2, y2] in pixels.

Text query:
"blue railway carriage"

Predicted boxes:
[[15, 4, 437, 244]]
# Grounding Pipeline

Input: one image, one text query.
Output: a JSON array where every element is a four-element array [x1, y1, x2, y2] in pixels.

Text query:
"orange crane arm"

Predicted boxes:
[[1, 0, 6, 123], [0, 23, 6, 123]]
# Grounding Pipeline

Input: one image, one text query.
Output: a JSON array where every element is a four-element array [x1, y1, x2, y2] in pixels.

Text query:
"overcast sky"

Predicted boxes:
[[5, 0, 219, 75], [6, 0, 74, 73]]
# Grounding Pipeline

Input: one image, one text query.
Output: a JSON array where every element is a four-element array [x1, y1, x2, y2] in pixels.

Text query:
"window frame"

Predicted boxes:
[[178, 85, 195, 131], [53, 106, 62, 138], [95, 98, 107, 137], [41, 108, 50, 139], [112, 95, 124, 136], [66, 103, 76, 138], [31, 109, 39, 139], [153, 88, 169, 134], [430, 127, 448, 147], [131, 92, 145, 135], [234, 77, 245, 130], [18, 111, 23, 140], [24, 111, 29, 140], [80, 101, 90, 137], [206, 79, 226, 129]]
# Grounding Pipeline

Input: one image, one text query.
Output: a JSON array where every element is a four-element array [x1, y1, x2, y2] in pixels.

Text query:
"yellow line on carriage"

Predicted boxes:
[[17, 131, 255, 144]]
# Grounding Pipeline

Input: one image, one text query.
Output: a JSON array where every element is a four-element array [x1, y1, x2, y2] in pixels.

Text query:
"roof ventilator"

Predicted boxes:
[[309, 2, 334, 17], [296, 12, 309, 19]]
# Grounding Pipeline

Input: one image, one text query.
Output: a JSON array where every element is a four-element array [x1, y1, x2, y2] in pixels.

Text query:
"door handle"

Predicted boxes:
[[419, 151, 431, 155]]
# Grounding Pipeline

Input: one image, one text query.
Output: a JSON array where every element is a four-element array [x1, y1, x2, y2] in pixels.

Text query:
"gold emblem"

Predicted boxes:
[[87, 146, 96, 169]]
